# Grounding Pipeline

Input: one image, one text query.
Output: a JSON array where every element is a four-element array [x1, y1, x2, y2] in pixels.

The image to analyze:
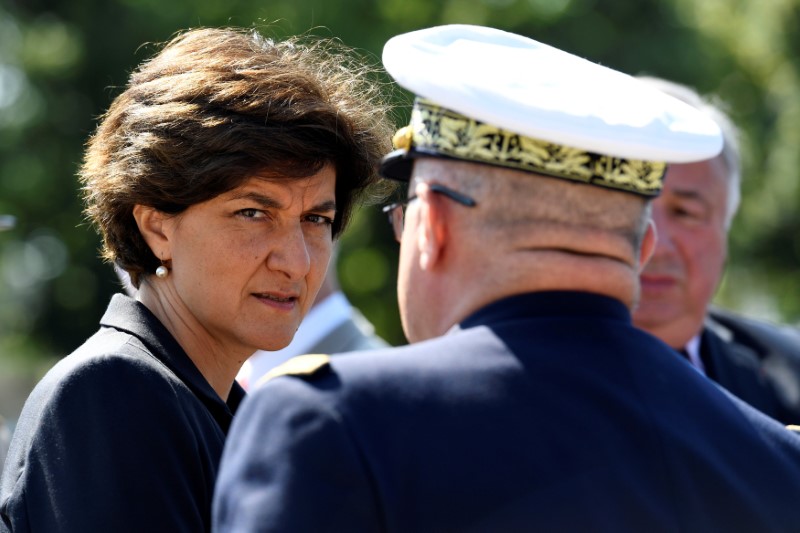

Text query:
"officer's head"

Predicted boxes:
[[379, 25, 723, 342]]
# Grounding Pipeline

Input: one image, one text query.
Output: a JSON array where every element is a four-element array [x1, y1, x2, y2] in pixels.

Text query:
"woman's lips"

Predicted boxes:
[[253, 292, 299, 311]]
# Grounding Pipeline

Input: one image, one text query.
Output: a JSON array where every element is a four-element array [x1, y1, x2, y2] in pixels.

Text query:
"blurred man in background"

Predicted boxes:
[[633, 76, 800, 424]]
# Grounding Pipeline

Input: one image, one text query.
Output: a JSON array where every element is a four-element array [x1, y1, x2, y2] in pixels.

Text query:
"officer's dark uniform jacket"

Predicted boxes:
[[0, 294, 244, 532], [215, 291, 800, 532], [699, 307, 800, 425]]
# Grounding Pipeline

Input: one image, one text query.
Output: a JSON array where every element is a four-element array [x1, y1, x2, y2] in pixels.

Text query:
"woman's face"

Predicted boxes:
[[162, 165, 336, 357]]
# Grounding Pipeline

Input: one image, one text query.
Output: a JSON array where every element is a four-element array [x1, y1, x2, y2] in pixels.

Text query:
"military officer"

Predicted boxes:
[[213, 25, 800, 532]]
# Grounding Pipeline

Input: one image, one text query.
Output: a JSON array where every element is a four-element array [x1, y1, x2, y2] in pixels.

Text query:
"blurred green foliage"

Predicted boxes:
[[1, 0, 799, 370]]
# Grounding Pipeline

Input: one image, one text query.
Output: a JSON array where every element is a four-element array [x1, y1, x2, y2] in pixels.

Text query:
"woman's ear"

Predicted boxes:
[[414, 183, 448, 271], [132, 204, 172, 260]]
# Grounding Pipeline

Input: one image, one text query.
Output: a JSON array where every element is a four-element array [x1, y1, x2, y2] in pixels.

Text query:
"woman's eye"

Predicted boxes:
[[305, 214, 334, 226], [238, 208, 263, 219]]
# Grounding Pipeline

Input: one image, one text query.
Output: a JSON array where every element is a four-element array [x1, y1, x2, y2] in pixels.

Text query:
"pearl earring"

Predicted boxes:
[[155, 265, 169, 279]]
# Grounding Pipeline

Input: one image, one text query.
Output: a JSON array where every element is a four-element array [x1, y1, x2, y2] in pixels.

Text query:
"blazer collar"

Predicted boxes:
[[100, 294, 245, 430]]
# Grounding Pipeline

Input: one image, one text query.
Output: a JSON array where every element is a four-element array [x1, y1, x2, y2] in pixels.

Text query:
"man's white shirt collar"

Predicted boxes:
[[683, 334, 706, 375]]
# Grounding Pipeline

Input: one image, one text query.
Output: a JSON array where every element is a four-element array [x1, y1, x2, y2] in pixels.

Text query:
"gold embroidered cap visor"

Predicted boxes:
[[379, 25, 724, 196], [380, 99, 668, 197]]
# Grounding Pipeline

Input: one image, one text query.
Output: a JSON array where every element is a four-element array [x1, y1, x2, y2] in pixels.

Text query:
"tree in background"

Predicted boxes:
[[1, 0, 799, 386]]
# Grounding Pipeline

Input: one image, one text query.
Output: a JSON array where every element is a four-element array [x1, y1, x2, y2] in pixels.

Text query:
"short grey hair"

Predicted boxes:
[[636, 76, 741, 229]]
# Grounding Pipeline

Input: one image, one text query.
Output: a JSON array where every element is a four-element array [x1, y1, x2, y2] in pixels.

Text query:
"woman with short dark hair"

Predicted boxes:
[[0, 27, 392, 532]]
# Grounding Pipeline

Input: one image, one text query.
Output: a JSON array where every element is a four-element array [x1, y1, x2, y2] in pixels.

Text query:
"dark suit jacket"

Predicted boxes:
[[0, 294, 244, 533], [214, 291, 800, 533], [702, 308, 800, 425]]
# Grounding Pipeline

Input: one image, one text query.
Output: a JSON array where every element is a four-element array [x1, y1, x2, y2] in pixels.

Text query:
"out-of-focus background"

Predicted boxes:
[[1, 0, 799, 421]]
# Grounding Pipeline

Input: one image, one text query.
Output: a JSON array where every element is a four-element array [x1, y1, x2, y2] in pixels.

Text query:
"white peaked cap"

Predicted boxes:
[[382, 24, 722, 163]]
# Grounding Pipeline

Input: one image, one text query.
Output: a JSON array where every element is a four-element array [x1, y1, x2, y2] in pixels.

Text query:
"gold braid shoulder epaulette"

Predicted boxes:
[[253, 354, 331, 389]]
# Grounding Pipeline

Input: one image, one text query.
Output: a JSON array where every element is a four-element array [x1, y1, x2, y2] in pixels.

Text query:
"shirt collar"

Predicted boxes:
[[683, 334, 706, 375]]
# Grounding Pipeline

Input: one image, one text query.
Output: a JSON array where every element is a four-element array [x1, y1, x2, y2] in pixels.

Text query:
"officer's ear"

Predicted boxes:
[[637, 219, 657, 272], [414, 182, 448, 271]]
